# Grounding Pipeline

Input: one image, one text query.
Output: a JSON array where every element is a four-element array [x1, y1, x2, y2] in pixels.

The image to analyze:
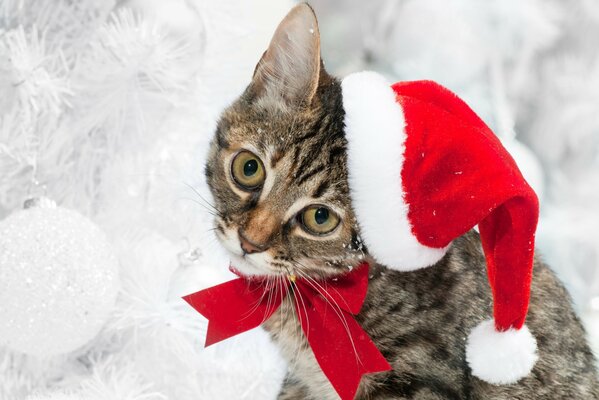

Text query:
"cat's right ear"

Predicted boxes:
[[250, 3, 321, 108]]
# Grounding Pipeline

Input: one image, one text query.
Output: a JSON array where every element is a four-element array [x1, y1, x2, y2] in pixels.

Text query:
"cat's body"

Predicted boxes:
[[268, 232, 599, 399], [204, 4, 599, 399]]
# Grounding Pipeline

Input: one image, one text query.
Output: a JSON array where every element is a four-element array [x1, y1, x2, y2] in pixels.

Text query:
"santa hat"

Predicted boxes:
[[341, 71, 539, 385]]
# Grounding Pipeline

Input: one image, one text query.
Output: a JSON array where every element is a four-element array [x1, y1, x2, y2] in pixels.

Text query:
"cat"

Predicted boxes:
[[203, 3, 599, 399]]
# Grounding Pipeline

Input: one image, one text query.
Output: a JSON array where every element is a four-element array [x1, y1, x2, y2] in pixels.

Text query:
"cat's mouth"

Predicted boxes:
[[214, 225, 284, 277], [228, 251, 278, 276]]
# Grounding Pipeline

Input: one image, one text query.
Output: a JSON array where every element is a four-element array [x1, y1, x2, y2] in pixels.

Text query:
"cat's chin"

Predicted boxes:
[[228, 253, 280, 277]]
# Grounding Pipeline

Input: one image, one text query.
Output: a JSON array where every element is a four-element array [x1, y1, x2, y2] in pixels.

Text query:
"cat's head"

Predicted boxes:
[[205, 4, 367, 278]]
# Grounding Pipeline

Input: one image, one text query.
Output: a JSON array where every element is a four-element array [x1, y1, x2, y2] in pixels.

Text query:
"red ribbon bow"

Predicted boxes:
[[183, 262, 391, 400]]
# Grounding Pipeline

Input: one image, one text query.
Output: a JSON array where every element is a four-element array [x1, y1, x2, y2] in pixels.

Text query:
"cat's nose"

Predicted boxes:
[[238, 229, 268, 254]]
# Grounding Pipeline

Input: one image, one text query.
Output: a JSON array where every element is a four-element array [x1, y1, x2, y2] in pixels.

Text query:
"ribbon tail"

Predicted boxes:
[[295, 288, 392, 400], [183, 278, 286, 346]]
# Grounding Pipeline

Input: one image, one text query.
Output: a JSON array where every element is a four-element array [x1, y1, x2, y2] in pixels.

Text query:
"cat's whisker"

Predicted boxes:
[[261, 276, 272, 323], [240, 277, 273, 321], [293, 266, 362, 365], [281, 274, 306, 376], [293, 275, 311, 337], [277, 275, 286, 341], [193, 231, 225, 255], [281, 265, 305, 373], [288, 273, 311, 374], [262, 275, 279, 325], [179, 197, 221, 217], [183, 193, 220, 216], [299, 264, 354, 313], [182, 181, 224, 217], [300, 277, 361, 366]]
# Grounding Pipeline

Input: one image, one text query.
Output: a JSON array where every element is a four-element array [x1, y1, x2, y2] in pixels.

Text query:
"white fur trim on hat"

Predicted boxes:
[[341, 71, 448, 271], [466, 319, 538, 385]]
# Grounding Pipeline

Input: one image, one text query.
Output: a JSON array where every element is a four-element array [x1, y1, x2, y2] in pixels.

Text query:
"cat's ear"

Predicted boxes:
[[251, 3, 321, 107]]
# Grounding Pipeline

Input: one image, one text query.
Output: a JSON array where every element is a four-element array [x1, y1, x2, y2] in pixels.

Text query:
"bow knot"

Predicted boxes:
[[183, 262, 391, 400]]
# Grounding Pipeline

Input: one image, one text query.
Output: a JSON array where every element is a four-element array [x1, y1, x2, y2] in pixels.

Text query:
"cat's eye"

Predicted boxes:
[[299, 205, 340, 235], [231, 150, 266, 190]]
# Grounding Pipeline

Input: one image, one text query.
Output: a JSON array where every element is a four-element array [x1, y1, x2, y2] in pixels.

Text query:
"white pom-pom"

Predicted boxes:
[[466, 319, 538, 385]]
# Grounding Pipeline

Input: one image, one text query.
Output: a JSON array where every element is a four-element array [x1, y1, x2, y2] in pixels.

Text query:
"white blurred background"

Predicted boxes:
[[0, 1, 598, 399]]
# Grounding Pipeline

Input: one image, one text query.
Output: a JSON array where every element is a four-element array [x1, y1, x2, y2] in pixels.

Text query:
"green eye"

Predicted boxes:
[[300, 206, 340, 235], [231, 150, 265, 190]]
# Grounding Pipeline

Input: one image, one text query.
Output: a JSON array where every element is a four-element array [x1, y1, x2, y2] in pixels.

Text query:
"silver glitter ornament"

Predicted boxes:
[[0, 198, 119, 357]]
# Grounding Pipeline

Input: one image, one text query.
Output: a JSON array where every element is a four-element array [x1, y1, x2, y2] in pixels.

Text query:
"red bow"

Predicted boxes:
[[183, 262, 391, 400]]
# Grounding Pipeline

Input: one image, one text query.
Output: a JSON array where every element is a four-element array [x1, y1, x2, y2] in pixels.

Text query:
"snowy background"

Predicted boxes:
[[0, 0, 598, 399]]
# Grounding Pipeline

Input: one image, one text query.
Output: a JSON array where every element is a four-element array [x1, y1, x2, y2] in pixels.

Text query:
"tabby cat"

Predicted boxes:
[[203, 4, 599, 399]]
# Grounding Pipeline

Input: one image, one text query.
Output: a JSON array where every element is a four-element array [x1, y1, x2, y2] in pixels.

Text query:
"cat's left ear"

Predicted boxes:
[[250, 3, 322, 107]]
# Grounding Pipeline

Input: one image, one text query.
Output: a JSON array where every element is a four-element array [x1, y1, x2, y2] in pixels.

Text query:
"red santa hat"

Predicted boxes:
[[341, 71, 539, 385]]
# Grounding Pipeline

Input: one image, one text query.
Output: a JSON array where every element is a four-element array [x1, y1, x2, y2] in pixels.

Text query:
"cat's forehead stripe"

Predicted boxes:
[[270, 148, 285, 168], [313, 180, 330, 198]]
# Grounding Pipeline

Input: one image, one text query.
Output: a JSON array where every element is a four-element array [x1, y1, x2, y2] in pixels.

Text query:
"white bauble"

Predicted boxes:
[[0, 199, 119, 357]]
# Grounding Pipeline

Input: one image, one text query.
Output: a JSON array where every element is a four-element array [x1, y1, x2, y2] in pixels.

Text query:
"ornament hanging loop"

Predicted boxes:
[[24, 196, 57, 209]]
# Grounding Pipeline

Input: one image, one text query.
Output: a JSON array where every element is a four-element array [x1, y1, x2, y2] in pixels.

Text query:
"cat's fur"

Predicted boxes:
[[204, 4, 599, 399]]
